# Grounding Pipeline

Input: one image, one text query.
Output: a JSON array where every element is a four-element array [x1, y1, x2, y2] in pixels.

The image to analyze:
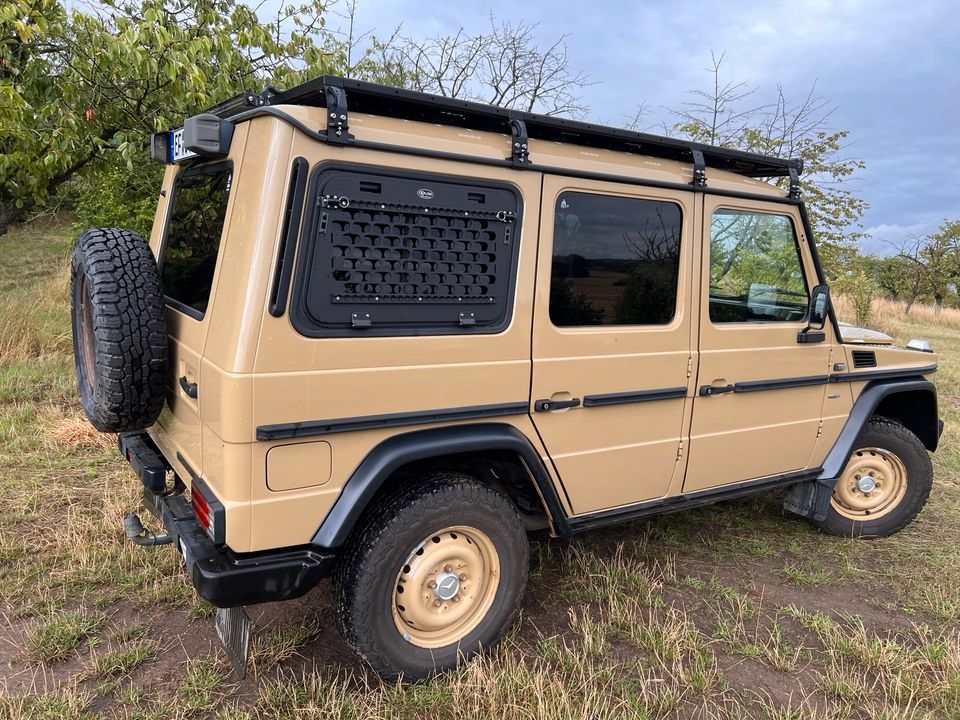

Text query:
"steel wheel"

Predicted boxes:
[[392, 525, 501, 649], [831, 446, 909, 521], [76, 273, 96, 393]]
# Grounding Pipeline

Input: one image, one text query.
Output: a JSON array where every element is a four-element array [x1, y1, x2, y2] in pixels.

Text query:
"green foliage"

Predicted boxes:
[[67, 154, 162, 237], [0, 0, 332, 233]]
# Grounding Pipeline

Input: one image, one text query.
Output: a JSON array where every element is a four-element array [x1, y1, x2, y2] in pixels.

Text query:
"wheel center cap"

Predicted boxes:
[[433, 572, 460, 601], [857, 475, 877, 493]]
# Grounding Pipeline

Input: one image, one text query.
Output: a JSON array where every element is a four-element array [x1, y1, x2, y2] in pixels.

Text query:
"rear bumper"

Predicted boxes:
[[123, 432, 335, 608]]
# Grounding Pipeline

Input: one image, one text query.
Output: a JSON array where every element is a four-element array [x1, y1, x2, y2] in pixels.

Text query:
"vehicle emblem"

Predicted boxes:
[[417, 188, 435, 200]]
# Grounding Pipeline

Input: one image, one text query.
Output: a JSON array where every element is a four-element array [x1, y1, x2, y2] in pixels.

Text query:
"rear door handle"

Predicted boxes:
[[699, 384, 735, 396], [534, 397, 581, 412], [179, 376, 198, 399]]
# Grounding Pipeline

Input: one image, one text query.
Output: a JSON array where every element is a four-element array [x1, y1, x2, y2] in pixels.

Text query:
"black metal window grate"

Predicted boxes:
[[293, 167, 522, 335], [325, 203, 510, 305]]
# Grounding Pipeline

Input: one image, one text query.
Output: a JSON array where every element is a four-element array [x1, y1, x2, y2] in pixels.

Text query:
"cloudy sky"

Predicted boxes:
[[338, 0, 958, 254]]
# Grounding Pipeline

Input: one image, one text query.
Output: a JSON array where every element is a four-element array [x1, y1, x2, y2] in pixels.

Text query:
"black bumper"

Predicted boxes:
[[124, 433, 335, 608]]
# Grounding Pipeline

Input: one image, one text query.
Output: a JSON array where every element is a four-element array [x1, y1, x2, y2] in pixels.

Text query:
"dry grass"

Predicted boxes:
[[833, 292, 960, 337], [45, 414, 114, 451]]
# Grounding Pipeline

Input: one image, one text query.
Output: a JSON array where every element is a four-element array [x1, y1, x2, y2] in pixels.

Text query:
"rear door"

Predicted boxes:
[[151, 161, 234, 477], [530, 177, 695, 514], [684, 197, 831, 491]]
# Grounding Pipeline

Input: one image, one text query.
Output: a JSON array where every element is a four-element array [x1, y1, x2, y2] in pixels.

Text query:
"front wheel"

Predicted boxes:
[[817, 418, 933, 538], [332, 473, 529, 680]]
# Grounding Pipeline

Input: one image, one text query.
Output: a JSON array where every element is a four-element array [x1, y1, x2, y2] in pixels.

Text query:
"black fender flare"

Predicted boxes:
[[784, 378, 937, 523], [819, 378, 938, 481], [311, 423, 571, 549]]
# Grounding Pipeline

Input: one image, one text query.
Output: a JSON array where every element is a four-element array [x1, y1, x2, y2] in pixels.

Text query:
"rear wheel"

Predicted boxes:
[[817, 418, 932, 538], [333, 473, 528, 680]]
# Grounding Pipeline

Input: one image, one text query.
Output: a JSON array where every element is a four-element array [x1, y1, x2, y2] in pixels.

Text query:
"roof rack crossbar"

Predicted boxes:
[[224, 75, 801, 181]]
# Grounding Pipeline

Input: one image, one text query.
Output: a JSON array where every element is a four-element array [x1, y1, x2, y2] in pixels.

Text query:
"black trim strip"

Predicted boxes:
[[569, 468, 822, 533], [583, 387, 688, 407], [257, 402, 529, 440], [228, 106, 801, 207], [734, 375, 829, 393], [269, 156, 308, 317], [829, 365, 937, 383]]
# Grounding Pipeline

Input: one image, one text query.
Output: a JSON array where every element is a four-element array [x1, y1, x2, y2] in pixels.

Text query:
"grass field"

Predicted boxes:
[[1, 219, 959, 719]]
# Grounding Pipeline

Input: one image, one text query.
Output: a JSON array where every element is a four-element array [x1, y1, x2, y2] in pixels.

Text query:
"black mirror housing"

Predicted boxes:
[[797, 284, 830, 343]]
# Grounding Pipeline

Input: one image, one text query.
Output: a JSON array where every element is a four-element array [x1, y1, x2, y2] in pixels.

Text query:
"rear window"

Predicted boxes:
[[160, 162, 233, 318]]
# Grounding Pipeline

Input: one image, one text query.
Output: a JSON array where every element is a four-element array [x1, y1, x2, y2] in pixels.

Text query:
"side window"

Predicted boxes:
[[709, 210, 808, 323], [291, 167, 522, 336], [160, 162, 233, 318], [550, 192, 682, 327]]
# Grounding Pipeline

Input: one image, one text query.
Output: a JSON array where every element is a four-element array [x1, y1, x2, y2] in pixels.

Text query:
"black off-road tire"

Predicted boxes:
[[817, 417, 933, 538], [70, 228, 168, 433], [333, 473, 529, 680]]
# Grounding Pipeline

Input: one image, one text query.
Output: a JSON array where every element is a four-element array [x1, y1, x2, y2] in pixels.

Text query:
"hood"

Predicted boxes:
[[837, 322, 893, 345]]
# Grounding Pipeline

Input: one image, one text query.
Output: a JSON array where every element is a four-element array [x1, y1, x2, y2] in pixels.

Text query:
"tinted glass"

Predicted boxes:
[[708, 210, 808, 323], [160, 163, 232, 317], [550, 192, 682, 327]]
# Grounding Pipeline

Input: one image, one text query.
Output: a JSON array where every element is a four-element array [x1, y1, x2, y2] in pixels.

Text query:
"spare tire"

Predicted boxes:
[[70, 228, 168, 433]]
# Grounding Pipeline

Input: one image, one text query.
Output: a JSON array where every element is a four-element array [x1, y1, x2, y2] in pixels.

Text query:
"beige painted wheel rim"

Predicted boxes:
[[391, 525, 500, 649], [831, 447, 908, 521]]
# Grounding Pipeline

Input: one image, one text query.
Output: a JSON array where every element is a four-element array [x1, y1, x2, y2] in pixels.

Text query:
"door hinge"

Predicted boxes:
[[686, 356, 693, 379], [676, 439, 684, 461], [816, 420, 823, 438]]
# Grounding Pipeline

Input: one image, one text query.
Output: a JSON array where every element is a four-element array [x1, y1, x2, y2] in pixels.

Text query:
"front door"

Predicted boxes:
[[530, 177, 695, 514], [684, 197, 832, 492]]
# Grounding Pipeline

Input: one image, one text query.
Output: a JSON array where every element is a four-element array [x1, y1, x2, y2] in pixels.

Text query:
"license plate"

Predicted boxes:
[[215, 606, 251, 679], [169, 127, 197, 163]]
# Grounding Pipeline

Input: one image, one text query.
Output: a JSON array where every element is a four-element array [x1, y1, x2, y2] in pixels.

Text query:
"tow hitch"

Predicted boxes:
[[123, 512, 173, 546]]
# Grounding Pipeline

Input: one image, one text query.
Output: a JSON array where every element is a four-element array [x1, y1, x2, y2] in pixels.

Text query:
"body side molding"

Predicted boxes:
[[257, 402, 529, 441], [311, 423, 571, 548], [582, 387, 688, 407]]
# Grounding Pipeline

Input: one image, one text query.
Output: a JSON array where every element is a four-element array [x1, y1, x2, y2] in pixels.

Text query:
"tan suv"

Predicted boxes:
[[69, 76, 942, 680]]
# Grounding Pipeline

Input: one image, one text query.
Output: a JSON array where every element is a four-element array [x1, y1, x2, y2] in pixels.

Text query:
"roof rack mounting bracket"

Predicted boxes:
[[691, 148, 707, 189], [323, 85, 353, 144], [788, 165, 801, 200], [508, 118, 530, 167]]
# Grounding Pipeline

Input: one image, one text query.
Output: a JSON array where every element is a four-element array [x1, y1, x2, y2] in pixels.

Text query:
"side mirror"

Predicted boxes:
[[798, 284, 830, 343]]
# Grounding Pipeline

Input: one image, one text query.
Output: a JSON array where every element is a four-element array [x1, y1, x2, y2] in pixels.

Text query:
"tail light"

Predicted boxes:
[[190, 477, 225, 545]]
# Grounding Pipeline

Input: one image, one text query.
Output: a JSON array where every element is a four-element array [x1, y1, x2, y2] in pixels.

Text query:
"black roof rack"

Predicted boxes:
[[206, 75, 802, 181]]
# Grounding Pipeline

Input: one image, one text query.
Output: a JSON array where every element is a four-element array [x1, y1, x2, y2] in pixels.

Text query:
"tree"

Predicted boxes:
[[0, 0, 331, 235], [880, 219, 960, 313], [669, 52, 868, 277], [368, 16, 590, 116]]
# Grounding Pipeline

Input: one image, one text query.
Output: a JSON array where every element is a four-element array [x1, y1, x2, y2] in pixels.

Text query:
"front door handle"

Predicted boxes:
[[699, 383, 735, 396], [179, 376, 198, 399], [534, 397, 581, 412]]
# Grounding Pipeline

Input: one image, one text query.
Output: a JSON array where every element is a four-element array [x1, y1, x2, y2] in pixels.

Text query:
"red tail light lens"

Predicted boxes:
[[191, 487, 212, 534], [188, 478, 224, 545]]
